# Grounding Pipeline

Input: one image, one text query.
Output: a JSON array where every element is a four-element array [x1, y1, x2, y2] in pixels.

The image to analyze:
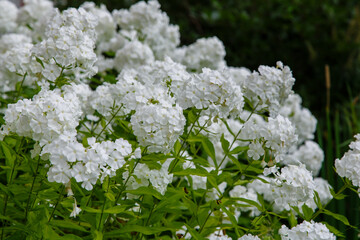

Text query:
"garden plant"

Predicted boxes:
[[0, 0, 359, 239]]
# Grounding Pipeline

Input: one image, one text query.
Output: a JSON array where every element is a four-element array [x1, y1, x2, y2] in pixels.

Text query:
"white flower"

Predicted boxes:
[[238, 234, 261, 240], [283, 141, 324, 176], [335, 133, 360, 187], [69, 198, 81, 218], [279, 220, 336, 240], [279, 94, 317, 144], [0, 0, 18, 34], [181, 37, 226, 72], [243, 62, 295, 116]]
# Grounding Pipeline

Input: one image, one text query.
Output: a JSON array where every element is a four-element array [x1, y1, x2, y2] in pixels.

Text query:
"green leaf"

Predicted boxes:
[[330, 187, 347, 200], [220, 134, 230, 153], [234, 197, 263, 212], [313, 191, 322, 209], [61, 234, 84, 240], [105, 225, 174, 236], [173, 168, 209, 177], [322, 209, 354, 227], [229, 146, 249, 155], [288, 210, 297, 227], [301, 204, 313, 221], [184, 224, 206, 240], [322, 222, 345, 237], [251, 215, 265, 226], [35, 56, 45, 68], [227, 154, 243, 172], [218, 203, 240, 237], [104, 192, 115, 202], [125, 186, 163, 200], [174, 140, 182, 155], [103, 205, 126, 214], [156, 191, 185, 210], [1, 141, 15, 168], [50, 220, 88, 232], [188, 108, 200, 124], [42, 224, 62, 240], [202, 138, 216, 162], [92, 229, 103, 240]]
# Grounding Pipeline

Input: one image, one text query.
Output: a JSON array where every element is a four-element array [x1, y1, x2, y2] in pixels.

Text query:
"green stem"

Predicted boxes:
[[218, 103, 259, 169], [198, 210, 212, 234], [114, 157, 142, 204], [137, 202, 157, 240], [98, 177, 111, 232], [169, 110, 202, 173], [15, 72, 27, 100], [48, 184, 65, 223], [311, 182, 349, 220], [170, 111, 211, 174], [95, 104, 123, 141], [25, 156, 41, 221]]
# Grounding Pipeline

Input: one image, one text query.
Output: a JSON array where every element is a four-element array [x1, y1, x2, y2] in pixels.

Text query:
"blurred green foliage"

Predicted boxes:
[[63, 0, 360, 117]]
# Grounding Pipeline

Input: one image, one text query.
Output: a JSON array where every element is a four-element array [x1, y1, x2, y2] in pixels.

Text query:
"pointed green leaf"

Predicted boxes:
[[125, 186, 163, 200]]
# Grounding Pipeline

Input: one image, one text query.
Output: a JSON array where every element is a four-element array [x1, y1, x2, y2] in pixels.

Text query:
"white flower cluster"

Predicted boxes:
[[179, 68, 244, 119], [42, 137, 138, 190], [0, 0, 18, 34], [283, 140, 324, 176], [242, 114, 298, 163], [248, 165, 315, 212], [80, 2, 116, 44], [0, 34, 35, 96], [17, 0, 54, 41], [131, 104, 185, 153], [0, 88, 82, 145], [178, 37, 226, 72], [335, 133, 360, 187], [123, 159, 173, 195], [279, 220, 336, 240], [32, 7, 98, 82], [238, 234, 261, 240], [208, 228, 232, 240], [0, 87, 138, 190], [279, 94, 317, 144], [113, 0, 179, 59], [243, 61, 295, 116]]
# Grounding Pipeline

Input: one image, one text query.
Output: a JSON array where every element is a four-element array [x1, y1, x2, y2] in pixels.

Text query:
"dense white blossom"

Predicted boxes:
[[283, 140, 324, 176], [279, 220, 336, 240], [113, 40, 154, 72], [178, 68, 244, 118], [335, 133, 360, 187], [80, 2, 116, 43], [242, 114, 298, 163], [124, 159, 173, 195], [0, 89, 82, 145], [180, 37, 226, 72], [113, 0, 179, 59], [32, 7, 98, 82], [0, 0, 18, 34], [243, 62, 295, 116], [17, 0, 54, 41], [249, 165, 315, 212], [238, 234, 261, 240], [208, 228, 232, 240], [131, 104, 185, 153], [279, 94, 317, 144]]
